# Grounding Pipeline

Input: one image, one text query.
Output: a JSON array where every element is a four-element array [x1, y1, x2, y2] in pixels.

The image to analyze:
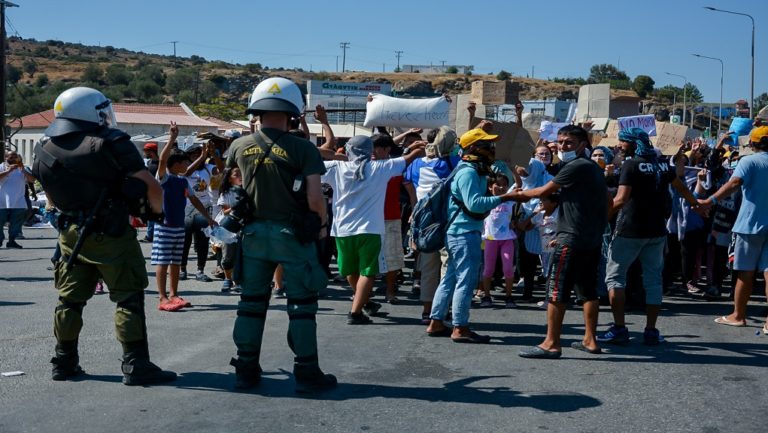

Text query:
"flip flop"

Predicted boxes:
[[714, 316, 746, 327], [451, 331, 491, 344], [518, 346, 562, 359], [571, 342, 602, 354], [427, 327, 452, 337]]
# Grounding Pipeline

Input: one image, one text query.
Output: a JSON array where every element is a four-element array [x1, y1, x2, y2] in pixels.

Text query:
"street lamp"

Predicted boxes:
[[704, 7, 755, 119], [693, 54, 724, 138], [665, 72, 688, 127]]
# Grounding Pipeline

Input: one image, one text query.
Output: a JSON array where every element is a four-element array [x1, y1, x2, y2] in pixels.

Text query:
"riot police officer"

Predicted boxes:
[[227, 77, 336, 393], [33, 87, 176, 385]]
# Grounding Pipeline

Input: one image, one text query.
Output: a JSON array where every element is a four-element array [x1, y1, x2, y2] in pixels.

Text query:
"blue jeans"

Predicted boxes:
[[0, 208, 26, 243], [429, 232, 482, 327], [605, 235, 666, 305]]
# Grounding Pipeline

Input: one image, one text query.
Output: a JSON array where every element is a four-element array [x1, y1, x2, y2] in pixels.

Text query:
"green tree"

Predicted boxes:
[[633, 75, 655, 98], [129, 79, 162, 102], [35, 74, 49, 88], [81, 64, 103, 83], [104, 64, 132, 86], [244, 63, 262, 74], [23, 59, 38, 78], [754, 92, 768, 113], [166, 68, 199, 94], [588, 63, 629, 84], [6, 64, 21, 83], [654, 85, 679, 104], [136, 63, 166, 86], [446, 66, 458, 74], [194, 98, 245, 121], [496, 70, 511, 81], [684, 83, 703, 103]]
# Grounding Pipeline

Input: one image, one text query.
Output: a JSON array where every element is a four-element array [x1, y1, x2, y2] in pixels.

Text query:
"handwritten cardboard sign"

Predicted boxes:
[[539, 121, 570, 142], [652, 122, 689, 155], [363, 94, 450, 128], [617, 114, 657, 136], [470, 81, 519, 105], [469, 116, 535, 167]]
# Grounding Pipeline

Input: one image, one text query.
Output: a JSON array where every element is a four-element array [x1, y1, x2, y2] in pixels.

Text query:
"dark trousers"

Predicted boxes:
[[518, 240, 540, 297], [181, 213, 210, 272], [681, 229, 706, 283]]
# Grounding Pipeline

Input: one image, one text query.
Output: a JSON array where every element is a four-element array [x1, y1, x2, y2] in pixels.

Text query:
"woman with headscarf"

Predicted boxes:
[[513, 158, 553, 301]]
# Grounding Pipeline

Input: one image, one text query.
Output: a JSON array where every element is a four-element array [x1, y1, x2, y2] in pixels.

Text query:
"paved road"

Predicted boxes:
[[1, 228, 766, 433]]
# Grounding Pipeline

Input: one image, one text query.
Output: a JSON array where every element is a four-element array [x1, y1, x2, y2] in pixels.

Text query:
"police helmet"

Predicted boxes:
[[45, 87, 118, 137], [246, 77, 304, 117]]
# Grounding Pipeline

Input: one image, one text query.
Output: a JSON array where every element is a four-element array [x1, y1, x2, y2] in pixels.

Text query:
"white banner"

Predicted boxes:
[[618, 114, 657, 136], [363, 94, 450, 128]]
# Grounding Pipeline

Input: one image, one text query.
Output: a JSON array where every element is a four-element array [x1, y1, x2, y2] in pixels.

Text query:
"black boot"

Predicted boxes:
[[229, 357, 262, 389], [121, 341, 177, 386], [51, 340, 84, 381], [294, 361, 337, 394]]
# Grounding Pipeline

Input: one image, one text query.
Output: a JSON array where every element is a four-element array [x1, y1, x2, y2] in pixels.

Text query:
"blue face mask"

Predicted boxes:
[[729, 160, 739, 169]]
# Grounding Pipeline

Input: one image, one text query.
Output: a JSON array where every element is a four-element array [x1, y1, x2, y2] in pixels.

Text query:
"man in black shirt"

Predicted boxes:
[[517, 125, 608, 358], [600, 128, 700, 345]]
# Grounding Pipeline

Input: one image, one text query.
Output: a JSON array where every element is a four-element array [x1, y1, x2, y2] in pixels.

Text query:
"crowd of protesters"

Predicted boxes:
[[7, 99, 768, 359]]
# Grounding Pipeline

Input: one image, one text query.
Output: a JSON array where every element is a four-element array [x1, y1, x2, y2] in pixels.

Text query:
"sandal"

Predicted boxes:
[[171, 296, 192, 308], [714, 316, 746, 327], [518, 346, 562, 359], [427, 327, 452, 337], [158, 300, 183, 312], [571, 341, 602, 354], [451, 331, 491, 344]]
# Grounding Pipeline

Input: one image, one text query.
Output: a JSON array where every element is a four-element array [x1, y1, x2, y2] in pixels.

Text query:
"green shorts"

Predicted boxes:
[[336, 234, 382, 277]]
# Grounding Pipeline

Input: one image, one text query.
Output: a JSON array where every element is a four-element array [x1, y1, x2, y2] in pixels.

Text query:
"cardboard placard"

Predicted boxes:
[[469, 117, 536, 167], [539, 121, 570, 142], [652, 122, 689, 155], [363, 94, 450, 128], [738, 135, 754, 156], [576, 83, 610, 122], [470, 81, 519, 105], [618, 114, 657, 136], [605, 119, 620, 138]]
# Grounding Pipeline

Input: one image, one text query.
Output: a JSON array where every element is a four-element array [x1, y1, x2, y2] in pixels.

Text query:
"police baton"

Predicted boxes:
[[66, 188, 108, 271]]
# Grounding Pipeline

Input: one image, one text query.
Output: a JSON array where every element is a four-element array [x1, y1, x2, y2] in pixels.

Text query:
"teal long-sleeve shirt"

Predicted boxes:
[[446, 162, 503, 235]]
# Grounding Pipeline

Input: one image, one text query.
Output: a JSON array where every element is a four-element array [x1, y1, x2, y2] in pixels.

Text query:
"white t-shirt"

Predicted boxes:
[[322, 158, 406, 237], [0, 163, 27, 209], [186, 163, 215, 208], [483, 201, 516, 240]]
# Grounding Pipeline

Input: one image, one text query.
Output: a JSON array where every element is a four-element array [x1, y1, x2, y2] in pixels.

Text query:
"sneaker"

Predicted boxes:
[[480, 296, 493, 308], [347, 312, 373, 325], [703, 286, 720, 300], [363, 301, 382, 316], [179, 270, 188, 280], [686, 281, 701, 294], [597, 324, 630, 344], [505, 297, 517, 308], [643, 328, 665, 345], [420, 312, 430, 325], [410, 281, 421, 298], [232, 284, 242, 294], [195, 272, 212, 282], [6, 240, 22, 249], [221, 279, 233, 293], [273, 287, 286, 298]]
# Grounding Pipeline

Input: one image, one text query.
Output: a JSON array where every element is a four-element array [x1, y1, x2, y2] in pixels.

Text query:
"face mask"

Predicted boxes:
[[558, 150, 577, 163], [729, 160, 738, 169]]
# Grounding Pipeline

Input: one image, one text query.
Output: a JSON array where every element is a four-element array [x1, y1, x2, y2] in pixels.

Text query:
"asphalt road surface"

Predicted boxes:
[[1, 228, 766, 433]]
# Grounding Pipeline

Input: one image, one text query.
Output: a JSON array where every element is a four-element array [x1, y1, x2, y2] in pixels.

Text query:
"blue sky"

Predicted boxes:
[[8, 0, 767, 103]]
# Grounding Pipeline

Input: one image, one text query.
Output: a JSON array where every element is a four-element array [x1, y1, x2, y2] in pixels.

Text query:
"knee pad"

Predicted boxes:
[[286, 296, 318, 321], [237, 294, 270, 319]]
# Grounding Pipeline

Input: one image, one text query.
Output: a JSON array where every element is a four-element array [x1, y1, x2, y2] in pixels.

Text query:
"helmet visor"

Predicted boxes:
[[96, 99, 118, 128]]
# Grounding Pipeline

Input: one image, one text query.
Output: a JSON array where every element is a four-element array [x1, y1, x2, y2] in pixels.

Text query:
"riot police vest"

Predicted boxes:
[[33, 128, 131, 213]]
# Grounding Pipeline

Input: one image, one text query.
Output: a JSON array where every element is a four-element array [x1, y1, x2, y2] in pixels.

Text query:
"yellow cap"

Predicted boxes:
[[750, 125, 768, 143], [459, 128, 499, 149]]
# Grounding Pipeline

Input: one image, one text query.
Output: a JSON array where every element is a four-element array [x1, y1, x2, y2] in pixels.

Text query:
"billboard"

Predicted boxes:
[[307, 80, 392, 124]]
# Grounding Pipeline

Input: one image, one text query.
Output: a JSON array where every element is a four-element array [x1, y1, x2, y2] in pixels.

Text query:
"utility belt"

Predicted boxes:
[[57, 201, 129, 238]]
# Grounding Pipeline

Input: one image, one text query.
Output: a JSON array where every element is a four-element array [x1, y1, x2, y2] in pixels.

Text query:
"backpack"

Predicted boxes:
[[411, 165, 479, 253]]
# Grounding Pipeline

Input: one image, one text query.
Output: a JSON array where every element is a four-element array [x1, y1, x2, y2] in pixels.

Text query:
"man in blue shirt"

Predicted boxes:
[[700, 126, 768, 332], [425, 127, 526, 343]]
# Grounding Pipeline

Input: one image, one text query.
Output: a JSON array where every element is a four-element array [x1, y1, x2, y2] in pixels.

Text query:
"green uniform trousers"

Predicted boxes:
[[54, 224, 149, 344], [233, 220, 327, 364]]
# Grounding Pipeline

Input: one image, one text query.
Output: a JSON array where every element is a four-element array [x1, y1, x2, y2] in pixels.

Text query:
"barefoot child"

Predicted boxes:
[[153, 122, 216, 311]]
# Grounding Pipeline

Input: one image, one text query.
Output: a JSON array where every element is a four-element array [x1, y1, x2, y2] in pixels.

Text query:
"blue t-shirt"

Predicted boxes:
[[731, 152, 768, 235], [159, 173, 189, 228], [405, 155, 460, 200]]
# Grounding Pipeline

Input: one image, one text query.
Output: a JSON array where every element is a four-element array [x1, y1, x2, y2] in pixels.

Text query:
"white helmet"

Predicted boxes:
[[45, 87, 117, 137], [247, 77, 304, 117]]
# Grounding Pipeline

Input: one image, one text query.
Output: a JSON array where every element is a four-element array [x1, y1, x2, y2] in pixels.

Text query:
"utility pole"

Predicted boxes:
[[440, 60, 446, 72], [395, 50, 403, 71], [0, 1, 19, 148], [171, 41, 178, 58], [339, 42, 350, 72]]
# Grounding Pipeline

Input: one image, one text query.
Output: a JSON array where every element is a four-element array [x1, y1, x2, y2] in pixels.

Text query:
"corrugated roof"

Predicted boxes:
[[9, 104, 218, 129]]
